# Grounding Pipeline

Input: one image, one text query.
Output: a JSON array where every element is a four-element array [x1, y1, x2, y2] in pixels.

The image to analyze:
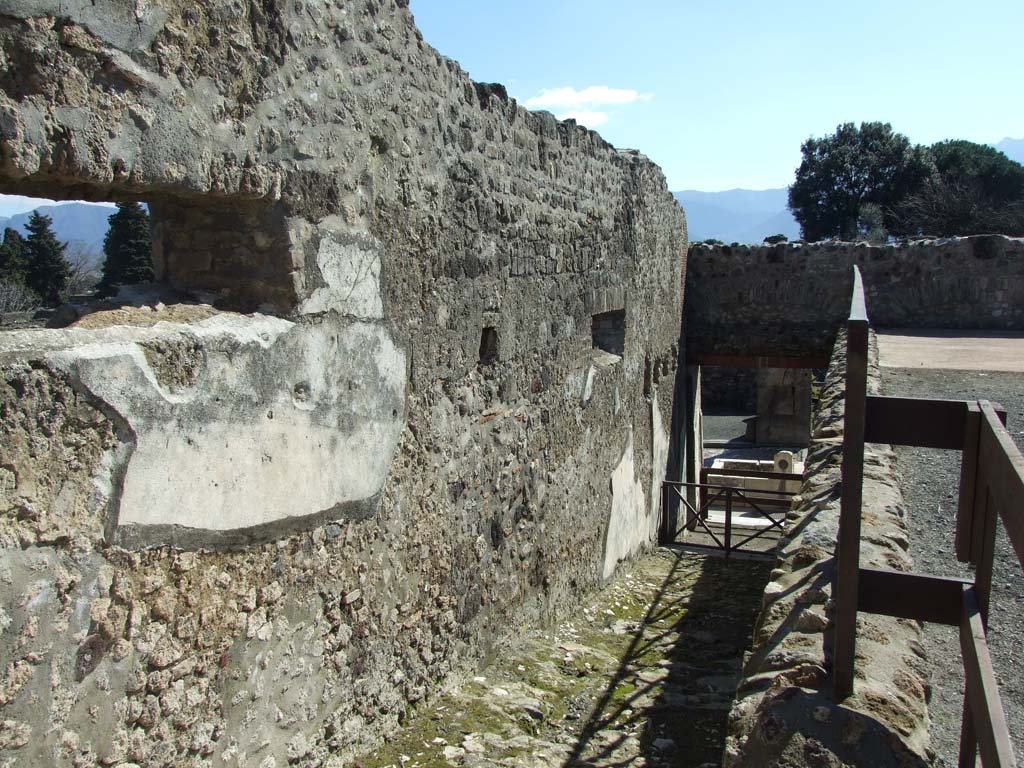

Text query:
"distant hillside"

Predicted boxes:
[[4, 203, 113, 256], [674, 188, 800, 244], [995, 137, 1024, 165]]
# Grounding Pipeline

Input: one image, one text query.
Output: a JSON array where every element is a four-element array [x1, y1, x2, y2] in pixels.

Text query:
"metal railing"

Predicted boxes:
[[662, 472, 797, 557], [834, 266, 1023, 767], [698, 465, 801, 512]]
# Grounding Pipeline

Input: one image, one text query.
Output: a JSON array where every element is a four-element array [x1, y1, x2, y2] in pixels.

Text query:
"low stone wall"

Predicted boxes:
[[725, 330, 933, 767], [687, 236, 1024, 357]]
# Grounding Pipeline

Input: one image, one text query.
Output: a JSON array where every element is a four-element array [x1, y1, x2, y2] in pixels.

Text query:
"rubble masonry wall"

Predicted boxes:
[[687, 236, 1024, 357], [0, 2, 686, 765]]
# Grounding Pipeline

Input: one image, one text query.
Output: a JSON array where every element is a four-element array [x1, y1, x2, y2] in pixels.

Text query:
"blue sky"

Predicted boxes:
[[410, 0, 1024, 191]]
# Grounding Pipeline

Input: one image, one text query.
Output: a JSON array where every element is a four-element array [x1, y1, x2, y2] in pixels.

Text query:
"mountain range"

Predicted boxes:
[[0, 202, 113, 255], [995, 137, 1024, 164], [673, 188, 800, 244], [675, 136, 1024, 244]]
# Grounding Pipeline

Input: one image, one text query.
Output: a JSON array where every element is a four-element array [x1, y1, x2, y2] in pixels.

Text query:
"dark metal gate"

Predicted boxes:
[[662, 468, 798, 557]]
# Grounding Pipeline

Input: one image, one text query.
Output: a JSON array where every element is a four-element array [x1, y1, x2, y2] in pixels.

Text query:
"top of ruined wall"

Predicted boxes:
[[0, 0, 685, 312], [686, 235, 1024, 358], [0, 0, 688, 548]]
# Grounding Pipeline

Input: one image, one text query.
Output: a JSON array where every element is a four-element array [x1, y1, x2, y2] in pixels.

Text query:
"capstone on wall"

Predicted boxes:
[[0, 1, 686, 765], [687, 236, 1024, 358]]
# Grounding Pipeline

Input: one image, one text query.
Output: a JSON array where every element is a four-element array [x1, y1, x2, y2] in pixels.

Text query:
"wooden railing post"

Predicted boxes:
[[834, 266, 869, 700]]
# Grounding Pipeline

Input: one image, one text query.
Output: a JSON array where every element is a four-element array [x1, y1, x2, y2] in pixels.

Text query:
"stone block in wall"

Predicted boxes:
[[585, 285, 627, 315], [755, 368, 811, 446]]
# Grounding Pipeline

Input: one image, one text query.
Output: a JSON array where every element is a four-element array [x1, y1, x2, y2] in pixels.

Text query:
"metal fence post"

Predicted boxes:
[[724, 487, 733, 558]]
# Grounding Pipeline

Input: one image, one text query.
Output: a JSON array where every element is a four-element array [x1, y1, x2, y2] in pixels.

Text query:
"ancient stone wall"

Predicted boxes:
[[687, 236, 1024, 357], [0, 2, 686, 765], [725, 330, 932, 767], [698, 365, 756, 412]]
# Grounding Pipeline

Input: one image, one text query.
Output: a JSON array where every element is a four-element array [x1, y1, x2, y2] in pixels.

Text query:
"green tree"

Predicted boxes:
[[788, 122, 933, 241], [0, 227, 28, 285], [98, 202, 153, 296], [23, 211, 70, 306], [895, 140, 1024, 236]]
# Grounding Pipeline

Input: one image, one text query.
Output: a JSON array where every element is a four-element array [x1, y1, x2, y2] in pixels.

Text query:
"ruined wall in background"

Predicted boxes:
[[0, 1, 687, 765], [698, 365, 756, 412], [725, 331, 931, 768], [687, 236, 1024, 357]]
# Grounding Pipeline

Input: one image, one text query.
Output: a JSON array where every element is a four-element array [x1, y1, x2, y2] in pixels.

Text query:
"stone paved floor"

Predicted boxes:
[[356, 549, 771, 768]]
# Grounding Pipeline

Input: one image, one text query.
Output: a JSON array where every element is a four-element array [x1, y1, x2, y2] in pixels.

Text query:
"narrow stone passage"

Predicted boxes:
[[357, 549, 772, 768]]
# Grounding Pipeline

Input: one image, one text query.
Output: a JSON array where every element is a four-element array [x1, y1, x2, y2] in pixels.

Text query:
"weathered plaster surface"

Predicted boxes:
[[603, 431, 649, 580], [648, 391, 670, 540], [1, 313, 405, 539]]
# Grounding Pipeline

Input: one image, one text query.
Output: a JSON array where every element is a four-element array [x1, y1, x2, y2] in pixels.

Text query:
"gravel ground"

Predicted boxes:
[[881, 367, 1024, 767]]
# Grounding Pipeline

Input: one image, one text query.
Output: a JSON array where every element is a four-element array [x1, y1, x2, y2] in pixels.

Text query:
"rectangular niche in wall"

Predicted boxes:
[[478, 326, 499, 365], [591, 309, 625, 358]]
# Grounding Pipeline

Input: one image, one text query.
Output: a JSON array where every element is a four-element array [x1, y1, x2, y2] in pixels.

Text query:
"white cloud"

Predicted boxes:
[[524, 85, 653, 110], [556, 111, 609, 128]]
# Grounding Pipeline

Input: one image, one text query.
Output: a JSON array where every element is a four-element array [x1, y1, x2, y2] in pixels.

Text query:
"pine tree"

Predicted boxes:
[[0, 227, 28, 285], [98, 202, 153, 296], [23, 211, 70, 306]]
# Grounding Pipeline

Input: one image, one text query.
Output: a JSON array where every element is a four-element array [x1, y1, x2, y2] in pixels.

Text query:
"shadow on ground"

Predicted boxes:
[[559, 549, 772, 767], [356, 548, 772, 768]]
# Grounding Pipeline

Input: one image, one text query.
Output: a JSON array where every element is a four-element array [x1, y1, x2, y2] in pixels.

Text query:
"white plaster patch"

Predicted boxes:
[[581, 365, 596, 407], [298, 237, 383, 318], [602, 430, 650, 580], [32, 316, 405, 534], [649, 391, 670, 542]]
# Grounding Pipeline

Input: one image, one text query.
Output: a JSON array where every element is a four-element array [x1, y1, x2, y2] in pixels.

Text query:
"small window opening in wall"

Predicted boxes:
[[591, 309, 625, 358], [478, 326, 499, 365], [0, 192, 155, 325]]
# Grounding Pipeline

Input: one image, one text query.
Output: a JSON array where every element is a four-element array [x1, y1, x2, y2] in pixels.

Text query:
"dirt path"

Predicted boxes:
[[356, 549, 771, 768], [877, 330, 1024, 372]]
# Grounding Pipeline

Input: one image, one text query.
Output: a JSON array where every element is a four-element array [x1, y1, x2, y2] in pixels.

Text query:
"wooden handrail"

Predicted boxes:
[[979, 402, 1024, 568], [833, 265, 1022, 767], [833, 265, 869, 699]]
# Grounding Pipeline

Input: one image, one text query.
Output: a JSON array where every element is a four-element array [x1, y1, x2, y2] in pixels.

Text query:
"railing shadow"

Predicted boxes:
[[559, 547, 772, 767]]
